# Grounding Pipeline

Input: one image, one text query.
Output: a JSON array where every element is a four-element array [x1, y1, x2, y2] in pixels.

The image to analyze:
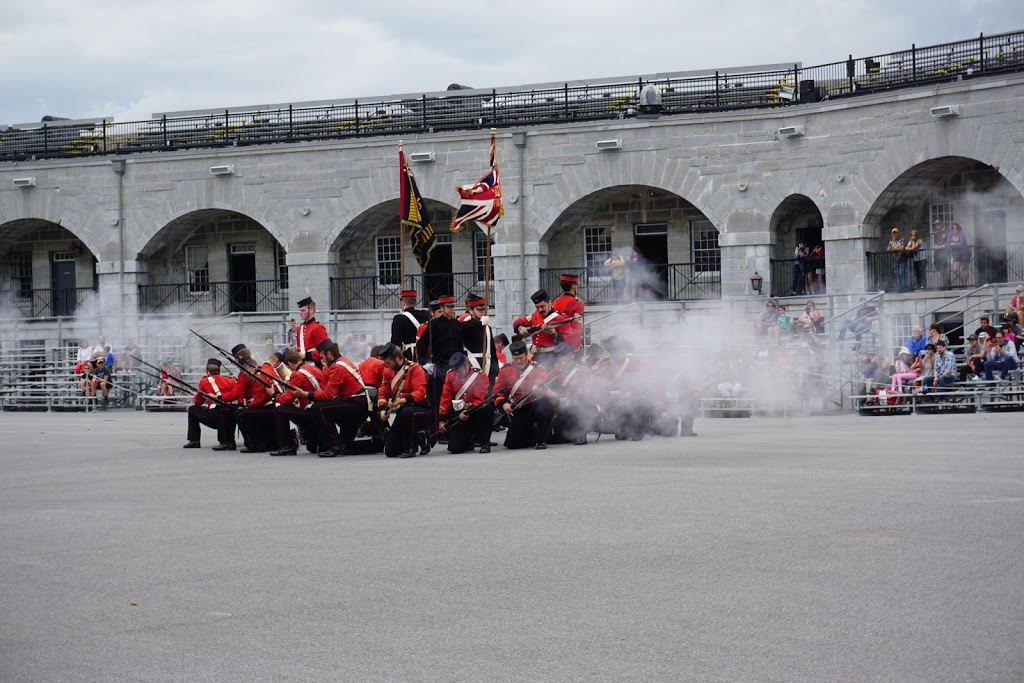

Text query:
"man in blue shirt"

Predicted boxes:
[[923, 340, 957, 393], [904, 325, 927, 358]]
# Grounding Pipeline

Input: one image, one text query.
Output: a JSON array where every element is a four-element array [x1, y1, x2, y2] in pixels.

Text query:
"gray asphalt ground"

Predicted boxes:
[[1, 411, 1023, 683]]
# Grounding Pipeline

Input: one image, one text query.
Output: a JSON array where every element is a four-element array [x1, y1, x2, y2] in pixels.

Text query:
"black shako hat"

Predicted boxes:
[[509, 340, 528, 356], [530, 289, 549, 304], [296, 297, 314, 308]]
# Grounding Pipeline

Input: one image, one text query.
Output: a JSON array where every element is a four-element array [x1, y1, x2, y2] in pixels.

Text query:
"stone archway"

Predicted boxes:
[[768, 195, 825, 297], [0, 218, 98, 318]]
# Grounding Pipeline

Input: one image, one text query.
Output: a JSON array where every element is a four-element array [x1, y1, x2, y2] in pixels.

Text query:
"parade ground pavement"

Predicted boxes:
[[1, 410, 1023, 683]]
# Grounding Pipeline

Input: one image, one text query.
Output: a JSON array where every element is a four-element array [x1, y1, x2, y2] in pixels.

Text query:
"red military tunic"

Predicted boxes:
[[193, 374, 237, 407], [220, 367, 272, 407], [438, 368, 488, 415], [526, 308, 569, 351], [312, 356, 365, 402], [457, 310, 473, 323], [276, 363, 324, 408], [378, 361, 428, 407], [297, 318, 329, 363], [551, 292, 585, 352], [357, 356, 386, 389], [493, 361, 549, 408]]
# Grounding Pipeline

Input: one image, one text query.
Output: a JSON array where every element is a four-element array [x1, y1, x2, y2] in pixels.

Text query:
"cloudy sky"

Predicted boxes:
[[2, 0, 1022, 124]]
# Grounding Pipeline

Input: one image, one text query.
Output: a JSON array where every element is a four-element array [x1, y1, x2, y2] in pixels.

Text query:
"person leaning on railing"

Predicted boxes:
[[886, 228, 910, 292], [947, 223, 970, 288], [904, 230, 926, 289]]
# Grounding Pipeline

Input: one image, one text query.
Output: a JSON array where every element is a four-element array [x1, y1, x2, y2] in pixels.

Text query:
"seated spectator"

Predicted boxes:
[[974, 316, 999, 340], [75, 339, 92, 367], [904, 326, 927, 358], [797, 300, 823, 343], [157, 361, 182, 397], [923, 340, 957, 393], [1003, 315, 1023, 351], [912, 345, 936, 393], [837, 297, 879, 352], [891, 347, 920, 392], [1005, 285, 1024, 319], [927, 323, 949, 348], [104, 345, 116, 374], [776, 305, 791, 337], [90, 357, 113, 405], [984, 331, 1019, 381], [861, 350, 891, 394], [962, 334, 987, 381], [755, 300, 780, 338]]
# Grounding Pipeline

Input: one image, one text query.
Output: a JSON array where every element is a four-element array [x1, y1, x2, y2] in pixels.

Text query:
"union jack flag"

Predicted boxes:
[[451, 135, 504, 233]]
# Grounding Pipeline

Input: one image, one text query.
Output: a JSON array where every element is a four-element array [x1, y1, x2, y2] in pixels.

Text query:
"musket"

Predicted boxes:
[[187, 329, 293, 391], [132, 365, 231, 407], [511, 316, 576, 342], [427, 394, 494, 444]]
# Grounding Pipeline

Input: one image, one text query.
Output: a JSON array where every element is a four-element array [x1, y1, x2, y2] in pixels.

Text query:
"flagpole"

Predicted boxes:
[[485, 129, 496, 314], [398, 140, 406, 292]]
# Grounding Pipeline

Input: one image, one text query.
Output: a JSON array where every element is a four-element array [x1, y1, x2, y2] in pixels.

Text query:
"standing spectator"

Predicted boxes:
[[286, 319, 298, 350], [923, 340, 957, 393], [603, 249, 626, 301], [983, 332, 1019, 381], [104, 345, 116, 374], [891, 347, 921, 392], [932, 220, 950, 289], [947, 223, 970, 287], [809, 244, 825, 293], [791, 241, 809, 296], [837, 297, 879, 352], [962, 334, 986, 381], [627, 247, 647, 300], [122, 339, 140, 372], [904, 230, 927, 289], [904, 326, 927, 357], [886, 228, 909, 292]]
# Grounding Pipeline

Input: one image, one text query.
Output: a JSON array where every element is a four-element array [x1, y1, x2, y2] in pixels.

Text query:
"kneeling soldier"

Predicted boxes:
[[377, 342, 432, 458], [184, 358, 237, 449], [438, 352, 494, 454], [270, 351, 326, 455], [294, 339, 370, 458], [493, 340, 554, 450]]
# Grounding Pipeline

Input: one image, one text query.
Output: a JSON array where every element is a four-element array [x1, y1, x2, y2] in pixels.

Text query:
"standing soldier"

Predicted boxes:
[[493, 340, 554, 450], [457, 292, 482, 323], [377, 342, 432, 458], [552, 274, 585, 354], [183, 358, 237, 449], [391, 289, 428, 361], [437, 352, 493, 454], [415, 300, 442, 361], [461, 293, 499, 386], [270, 351, 325, 456], [296, 296, 329, 365], [294, 339, 370, 457], [416, 294, 463, 427], [516, 289, 570, 368]]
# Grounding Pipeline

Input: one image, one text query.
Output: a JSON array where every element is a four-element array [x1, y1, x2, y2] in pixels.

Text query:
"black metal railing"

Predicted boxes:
[[866, 242, 1024, 292], [330, 272, 484, 310], [0, 287, 97, 318], [139, 280, 286, 314], [3, 30, 1022, 163], [769, 257, 828, 298], [539, 264, 721, 304]]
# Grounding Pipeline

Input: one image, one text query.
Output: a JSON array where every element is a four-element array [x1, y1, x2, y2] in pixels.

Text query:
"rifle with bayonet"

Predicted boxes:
[[188, 328, 301, 392], [130, 362, 231, 407], [426, 394, 494, 445]]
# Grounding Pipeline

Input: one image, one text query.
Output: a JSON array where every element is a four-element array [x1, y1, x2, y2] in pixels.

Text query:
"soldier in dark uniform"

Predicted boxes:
[[460, 293, 499, 386], [457, 292, 481, 323], [391, 289, 428, 361], [416, 294, 463, 428], [296, 297, 329, 365]]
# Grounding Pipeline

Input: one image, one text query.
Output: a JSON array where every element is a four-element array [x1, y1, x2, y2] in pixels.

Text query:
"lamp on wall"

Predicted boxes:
[[750, 271, 763, 294]]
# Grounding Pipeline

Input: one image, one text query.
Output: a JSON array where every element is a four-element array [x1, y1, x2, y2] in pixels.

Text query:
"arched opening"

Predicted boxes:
[[864, 157, 1024, 291], [768, 194, 825, 298], [331, 198, 492, 309], [138, 210, 288, 314], [540, 185, 720, 303], [0, 219, 98, 318]]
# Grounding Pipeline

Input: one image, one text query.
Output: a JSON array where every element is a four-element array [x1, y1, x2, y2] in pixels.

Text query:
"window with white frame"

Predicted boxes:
[[274, 242, 289, 291], [474, 231, 493, 282], [929, 203, 954, 247], [185, 245, 210, 293], [10, 252, 32, 298], [583, 227, 612, 276], [691, 219, 721, 272], [376, 236, 401, 287]]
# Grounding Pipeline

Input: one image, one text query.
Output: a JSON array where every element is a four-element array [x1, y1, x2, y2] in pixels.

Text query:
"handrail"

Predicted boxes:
[[918, 283, 991, 328]]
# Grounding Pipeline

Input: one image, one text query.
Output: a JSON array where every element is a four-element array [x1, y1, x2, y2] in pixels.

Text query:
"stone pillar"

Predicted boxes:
[[719, 231, 771, 298], [823, 225, 871, 294], [285, 252, 335, 312], [96, 260, 145, 329], [491, 238, 547, 334]]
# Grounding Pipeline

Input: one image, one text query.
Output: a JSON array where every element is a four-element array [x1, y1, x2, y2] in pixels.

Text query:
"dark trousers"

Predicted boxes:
[[275, 404, 320, 452], [311, 399, 368, 450], [425, 364, 448, 428], [550, 399, 594, 444], [187, 404, 224, 443], [504, 399, 555, 449], [236, 405, 278, 451], [384, 403, 433, 456], [444, 405, 494, 454]]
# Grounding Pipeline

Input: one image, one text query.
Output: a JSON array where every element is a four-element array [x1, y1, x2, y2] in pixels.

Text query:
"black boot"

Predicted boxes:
[[212, 442, 236, 451], [270, 445, 298, 456], [182, 441, 200, 449]]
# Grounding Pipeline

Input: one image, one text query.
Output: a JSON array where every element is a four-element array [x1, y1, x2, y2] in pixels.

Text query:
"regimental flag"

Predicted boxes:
[[399, 149, 436, 271], [451, 134, 504, 233]]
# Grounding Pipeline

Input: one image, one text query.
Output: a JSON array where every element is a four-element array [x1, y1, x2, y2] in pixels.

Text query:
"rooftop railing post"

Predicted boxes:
[[421, 95, 427, 132], [714, 71, 720, 108], [354, 100, 360, 135], [288, 105, 293, 140], [979, 32, 985, 72], [564, 83, 569, 120], [162, 115, 168, 148]]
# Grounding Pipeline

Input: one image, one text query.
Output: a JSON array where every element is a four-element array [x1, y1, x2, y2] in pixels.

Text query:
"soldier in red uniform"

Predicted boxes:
[[548, 356, 592, 446], [377, 342, 432, 458], [493, 340, 554, 450], [551, 274, 585, 354], [294, 339, 370, 458], [269, 351, 326, 456], [357, 346, 386, 391], [296, 296, 329, 366], [183, 358, 237, 449], [515, 289, 570, 368], [215, 344, 272, 452], [494, 333, 509, 367], [234, 350, 288, 453], [438, 352, 493, 454]]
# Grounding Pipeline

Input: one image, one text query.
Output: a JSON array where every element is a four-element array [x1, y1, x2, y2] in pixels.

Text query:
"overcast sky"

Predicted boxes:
[[2, 0, 1022, 125]]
